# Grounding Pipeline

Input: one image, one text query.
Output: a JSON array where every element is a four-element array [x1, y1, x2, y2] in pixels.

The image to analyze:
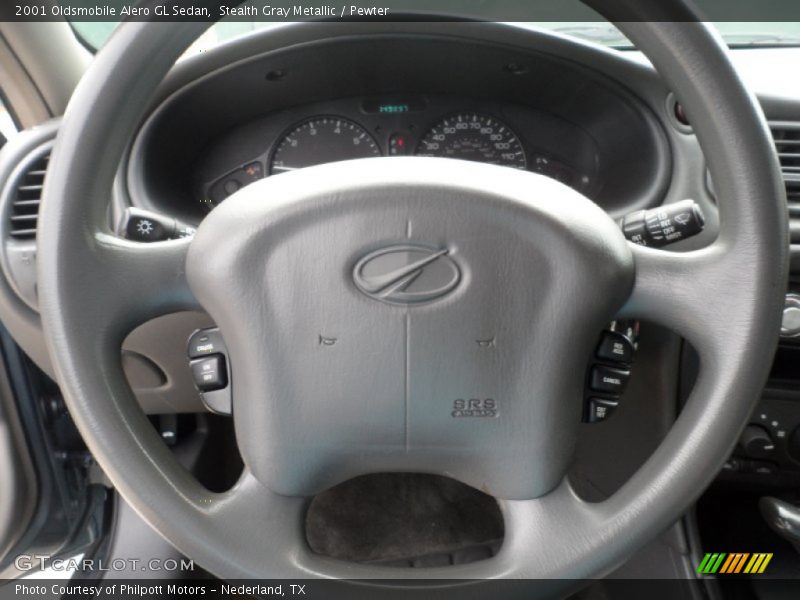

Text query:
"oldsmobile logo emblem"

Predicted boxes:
[[353, 245, 461, 305]]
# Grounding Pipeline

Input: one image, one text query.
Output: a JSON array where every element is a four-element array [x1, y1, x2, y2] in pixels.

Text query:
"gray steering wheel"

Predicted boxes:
[[38, 6, 787, 590]]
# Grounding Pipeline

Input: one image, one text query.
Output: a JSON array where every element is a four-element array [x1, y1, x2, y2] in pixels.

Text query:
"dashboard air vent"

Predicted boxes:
[[771, 124, 800, 219], [9, 151, 49, 239], [788, 180, 800, 202], [773, 126, 800, 175], [787, 180, 800, 221]]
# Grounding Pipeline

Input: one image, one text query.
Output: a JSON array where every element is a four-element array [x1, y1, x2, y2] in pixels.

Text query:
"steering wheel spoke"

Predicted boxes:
[[619, 242, 736, 353], [87, 233, 200, 336]]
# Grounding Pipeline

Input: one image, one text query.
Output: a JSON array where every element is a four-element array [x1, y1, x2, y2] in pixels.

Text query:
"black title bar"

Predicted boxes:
[[3, 0, 800, 23]]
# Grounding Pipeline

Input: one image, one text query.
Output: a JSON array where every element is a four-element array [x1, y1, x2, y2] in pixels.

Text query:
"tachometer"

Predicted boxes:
[[416, 113, 526, 169], [269, 116, 381, 174]]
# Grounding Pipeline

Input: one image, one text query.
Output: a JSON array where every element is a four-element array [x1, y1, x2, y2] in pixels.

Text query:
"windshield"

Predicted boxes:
[[545, 22, 800, 48], [72, 21, 800, 54]]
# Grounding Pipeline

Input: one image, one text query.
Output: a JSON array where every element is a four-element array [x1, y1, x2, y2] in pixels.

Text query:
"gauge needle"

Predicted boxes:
[[272, 165, 297, 172]]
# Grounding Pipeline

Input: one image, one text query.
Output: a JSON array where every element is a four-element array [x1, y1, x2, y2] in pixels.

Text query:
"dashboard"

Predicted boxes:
[[198, 96, 598, 210], [8, 22, 800, 421], [125, 27, 672, 225]]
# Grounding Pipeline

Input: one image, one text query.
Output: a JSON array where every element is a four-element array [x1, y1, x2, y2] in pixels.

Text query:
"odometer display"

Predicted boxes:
[[416, 113, 526, 169], [270, 116, 381, 174]]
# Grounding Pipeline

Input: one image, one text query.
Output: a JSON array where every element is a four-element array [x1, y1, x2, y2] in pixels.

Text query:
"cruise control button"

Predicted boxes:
[[190, 354, 228, 392], [590, 365, 630, 394], [188, 328, 226, 358], [596, 331, 634, 364], [587, 398, 618, 423]]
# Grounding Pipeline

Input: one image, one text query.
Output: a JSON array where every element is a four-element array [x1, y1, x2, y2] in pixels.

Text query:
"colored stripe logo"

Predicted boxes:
[[697, 553, 772, 574]]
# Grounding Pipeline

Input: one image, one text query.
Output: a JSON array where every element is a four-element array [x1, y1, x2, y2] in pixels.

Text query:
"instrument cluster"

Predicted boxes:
[[196, 95, 598, 211]]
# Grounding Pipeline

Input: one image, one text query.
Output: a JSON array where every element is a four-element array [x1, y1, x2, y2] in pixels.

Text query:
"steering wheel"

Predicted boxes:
[[38, 4, 787, 590]]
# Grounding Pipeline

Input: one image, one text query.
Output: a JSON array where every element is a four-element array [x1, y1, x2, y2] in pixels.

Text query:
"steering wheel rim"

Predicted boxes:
[[38, 10, 787, 589]]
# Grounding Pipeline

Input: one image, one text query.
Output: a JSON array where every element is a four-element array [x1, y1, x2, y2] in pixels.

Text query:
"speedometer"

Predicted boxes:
[[416, 113, 526, 169], [270, 116, 381, 174]]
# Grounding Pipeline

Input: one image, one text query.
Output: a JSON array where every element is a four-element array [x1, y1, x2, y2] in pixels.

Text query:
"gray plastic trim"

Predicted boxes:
[[0, 120, 59, 375], [0, 140, 51, 312], [0, 123, 209, 413]]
